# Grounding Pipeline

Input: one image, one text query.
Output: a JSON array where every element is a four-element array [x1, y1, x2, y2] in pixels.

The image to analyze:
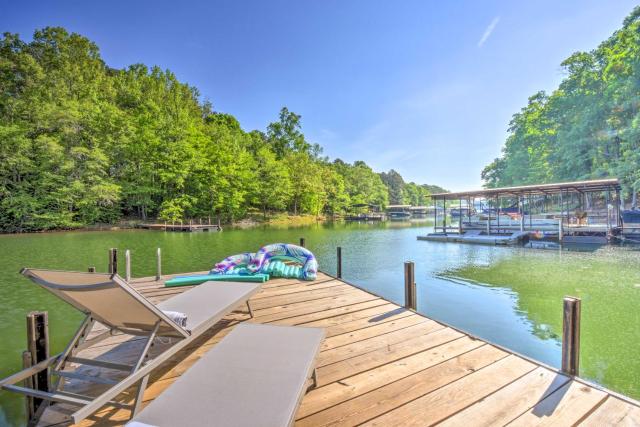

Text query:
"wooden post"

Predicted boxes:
[[561, 296, 581, 376], [156, 248, 162, 281], [336, 247, 342, 279], [299, 237, 305, 248], [22, 350, 35, 420], [404, 261, 416, 310], [26, 311, 49, 409], [108, 248, 118, 274], [125, 249, 131, 282], [87, 266, 96, 273]]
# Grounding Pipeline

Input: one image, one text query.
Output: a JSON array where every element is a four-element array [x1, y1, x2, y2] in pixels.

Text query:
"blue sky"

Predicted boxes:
[[2, 0, 638, 191]]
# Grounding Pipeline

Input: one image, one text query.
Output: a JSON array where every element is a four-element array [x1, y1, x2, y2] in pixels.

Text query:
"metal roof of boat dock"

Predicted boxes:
[[430, 178, 621, 199]]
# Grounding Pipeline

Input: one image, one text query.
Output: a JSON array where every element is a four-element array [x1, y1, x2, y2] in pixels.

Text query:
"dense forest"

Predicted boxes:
[[0, 28, 439, 232], [482, 7, 640, 205]]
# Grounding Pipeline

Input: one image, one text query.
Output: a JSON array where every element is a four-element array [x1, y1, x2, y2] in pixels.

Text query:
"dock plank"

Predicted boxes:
[[298, 345, 508, 427], [296, 337, 485, 420], [320, 314, 428, 350], [362, 355, 536, 426], [317, 320, 444, 367], [579, 397, 640, 426], [437, 367, 570, 427], [507, 380, 608, 426]]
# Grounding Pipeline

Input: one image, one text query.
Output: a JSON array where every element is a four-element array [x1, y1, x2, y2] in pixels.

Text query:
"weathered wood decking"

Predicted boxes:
[[40, 271, 640, 426]]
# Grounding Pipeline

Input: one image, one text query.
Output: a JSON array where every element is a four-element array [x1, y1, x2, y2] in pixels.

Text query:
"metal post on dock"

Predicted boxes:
[[156, 248, 162, 281], [443, 199, 447, 234], [558, 219, 564, 242], [561, 296, 581, 376], [336, 247, 342, 279], [108, 248, 118, 274], [458, 197, 463, 235], [26, 311, 49, 410], [125, 249, 131, 282], [404, 261, 416, 310], [519, 196, 525, 232], [299, 237, 305, 248]]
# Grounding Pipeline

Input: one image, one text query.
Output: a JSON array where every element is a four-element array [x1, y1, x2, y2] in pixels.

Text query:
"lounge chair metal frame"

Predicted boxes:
[[0, 268, 259, 426]]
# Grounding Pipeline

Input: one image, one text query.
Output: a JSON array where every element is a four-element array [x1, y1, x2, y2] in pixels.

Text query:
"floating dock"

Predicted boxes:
[[418, 230, 531, 245], [34, 271, 640, 426], [138, 223, 221, 232]]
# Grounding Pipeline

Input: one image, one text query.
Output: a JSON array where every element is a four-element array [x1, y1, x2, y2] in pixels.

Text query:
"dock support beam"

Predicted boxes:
[[404, 261, 416, 310], [108, 248, 118, 274], [336, 247, 342, 279], [299, 237, 305, 248], [26, 311, 49, 411], [561, 296, 581, 376], [125, 250, 131, 282], [156, 248, 162, 281]]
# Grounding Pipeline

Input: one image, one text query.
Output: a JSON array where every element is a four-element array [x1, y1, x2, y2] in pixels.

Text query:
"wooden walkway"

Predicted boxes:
[[39, 272, 640, 426]]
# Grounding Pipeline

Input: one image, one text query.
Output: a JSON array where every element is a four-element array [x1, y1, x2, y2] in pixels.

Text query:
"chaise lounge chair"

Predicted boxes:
[[0, 269, 262, 425], [128, 323, 325, 427]]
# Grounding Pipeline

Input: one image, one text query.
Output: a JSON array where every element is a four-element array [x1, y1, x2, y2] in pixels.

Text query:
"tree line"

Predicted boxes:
[[482, 6, 640, 206], [0, 27, 441, 232]]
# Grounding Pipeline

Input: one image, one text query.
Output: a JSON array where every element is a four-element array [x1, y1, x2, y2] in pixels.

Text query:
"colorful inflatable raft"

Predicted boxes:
[[164, 243, 318, 287]]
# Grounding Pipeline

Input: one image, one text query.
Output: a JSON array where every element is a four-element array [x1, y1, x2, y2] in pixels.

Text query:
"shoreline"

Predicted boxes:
[[0, 214, 330, 235]]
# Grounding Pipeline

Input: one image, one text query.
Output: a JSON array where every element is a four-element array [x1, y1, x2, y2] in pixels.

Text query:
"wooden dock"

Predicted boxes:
[[138, 223, 221, 232], [38, 271, 640, 426]]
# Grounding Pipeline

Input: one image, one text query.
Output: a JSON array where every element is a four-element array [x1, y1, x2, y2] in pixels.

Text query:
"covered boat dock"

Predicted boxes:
[[420, 178, 623, 245]]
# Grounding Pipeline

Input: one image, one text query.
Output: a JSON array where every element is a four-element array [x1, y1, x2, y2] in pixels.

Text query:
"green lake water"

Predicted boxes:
[[1, 220, 639, 425]]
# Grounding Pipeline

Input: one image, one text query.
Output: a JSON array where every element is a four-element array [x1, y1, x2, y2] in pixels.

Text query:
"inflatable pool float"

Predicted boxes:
[[164, 243, 318, 288], [165, 273, 269, 288], [247, 243, 318, 280]]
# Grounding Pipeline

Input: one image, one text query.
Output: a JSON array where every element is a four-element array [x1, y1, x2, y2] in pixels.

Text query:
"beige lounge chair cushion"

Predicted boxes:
[[129, 323, 325, 427]]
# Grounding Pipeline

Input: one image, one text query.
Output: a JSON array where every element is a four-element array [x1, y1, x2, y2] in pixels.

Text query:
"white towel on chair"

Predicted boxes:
[[162, 310, 187, 328]]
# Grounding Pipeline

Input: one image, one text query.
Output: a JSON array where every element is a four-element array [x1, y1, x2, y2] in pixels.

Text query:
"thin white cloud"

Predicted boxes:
[[478, 16, 500, 48]]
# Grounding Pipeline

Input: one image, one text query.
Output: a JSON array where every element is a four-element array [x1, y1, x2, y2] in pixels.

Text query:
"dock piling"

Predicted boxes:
[[404, 261, 416, 310], [299, 237, 305, 248], [125, 250, 131, 282], [26, 311, 49, 410], [108, 248, 118, 274], [336, 247, 342, 279], [561, 296, 581, 376], [22, 350, 34, 420], [156, 248, 162, 281]]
